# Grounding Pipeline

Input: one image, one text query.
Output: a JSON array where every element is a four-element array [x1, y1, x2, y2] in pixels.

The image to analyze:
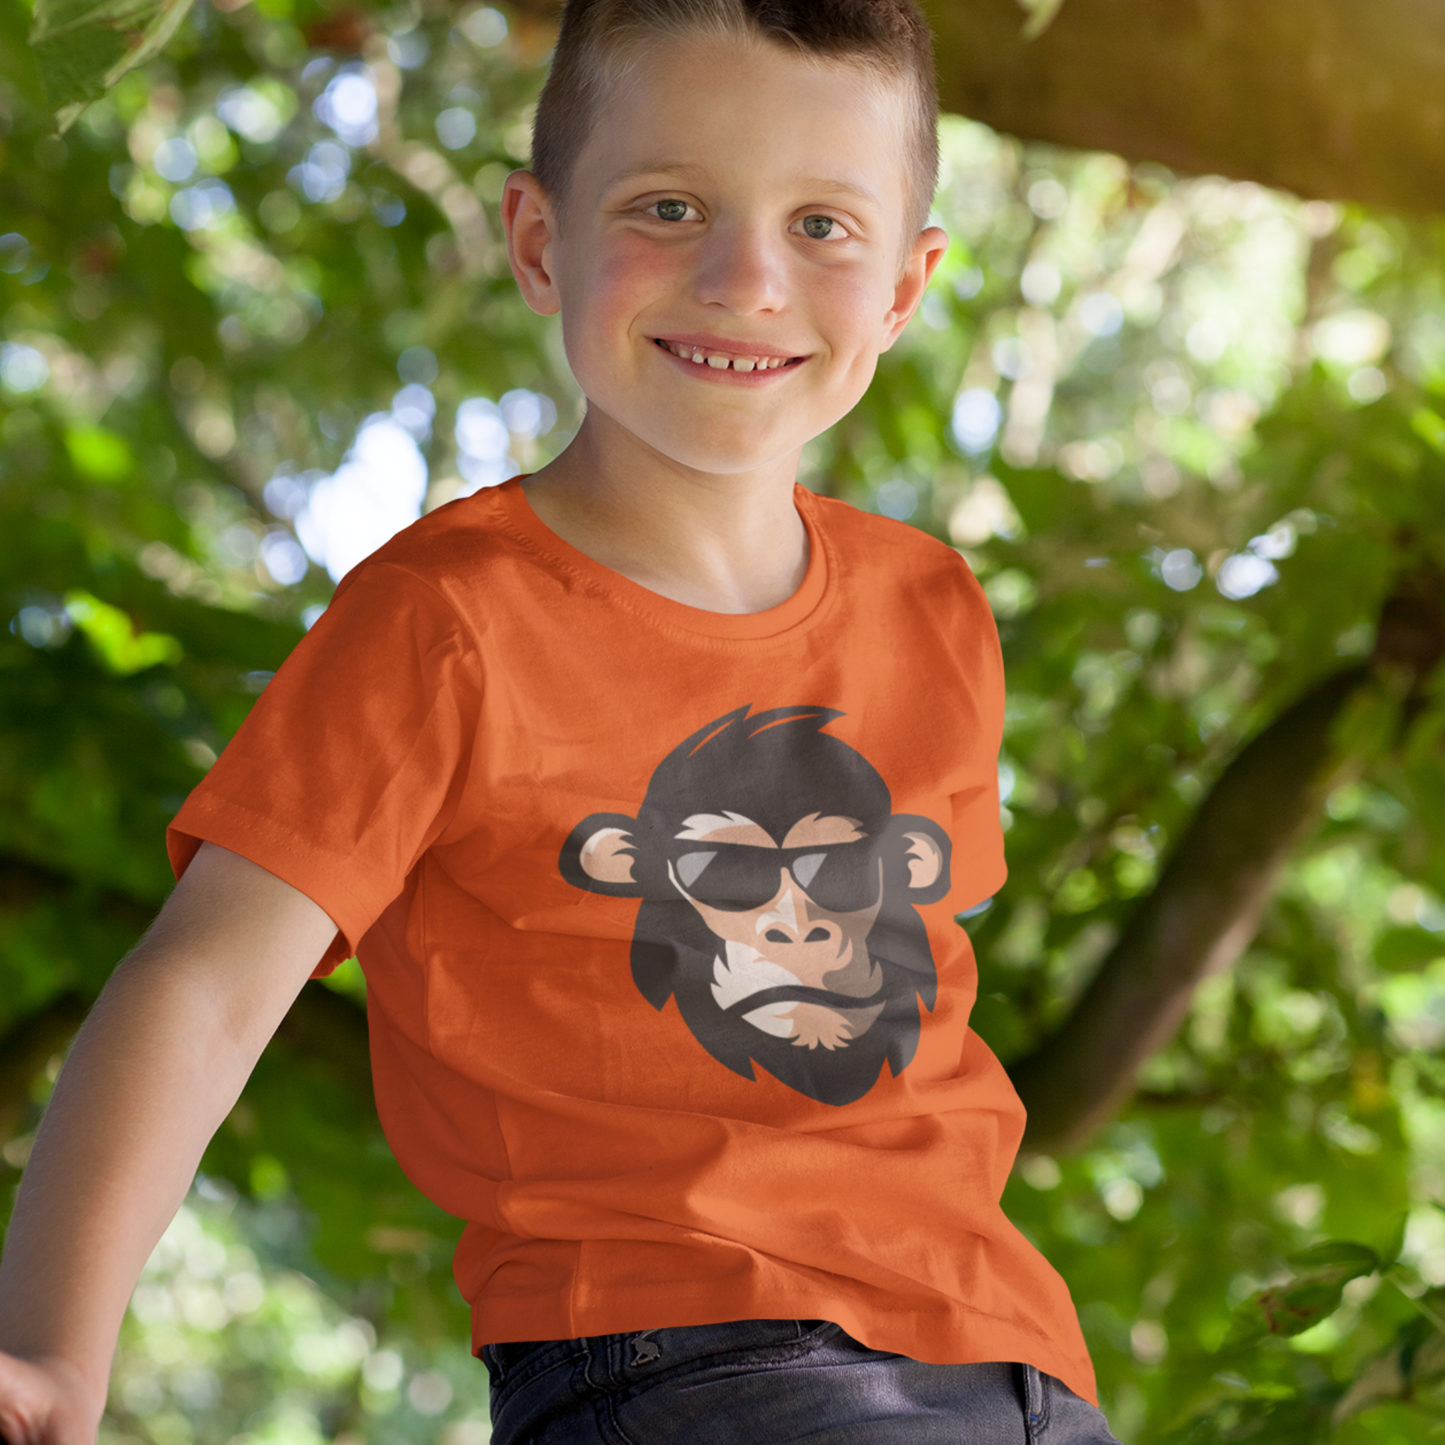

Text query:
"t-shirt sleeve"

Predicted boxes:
[[166, 561, 482, 976]]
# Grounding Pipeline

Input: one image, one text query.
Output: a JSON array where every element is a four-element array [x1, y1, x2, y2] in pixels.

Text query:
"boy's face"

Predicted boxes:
[[505, 34, 945, 479]]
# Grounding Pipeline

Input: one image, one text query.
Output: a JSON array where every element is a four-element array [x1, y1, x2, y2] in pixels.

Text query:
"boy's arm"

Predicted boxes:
[[0, 842, 341, 1445]]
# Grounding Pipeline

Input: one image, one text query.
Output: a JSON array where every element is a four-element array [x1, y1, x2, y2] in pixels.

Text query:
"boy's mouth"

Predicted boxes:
[[652, 338, 802, 373]]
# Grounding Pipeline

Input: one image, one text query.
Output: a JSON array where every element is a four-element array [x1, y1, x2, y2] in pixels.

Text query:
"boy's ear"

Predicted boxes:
[[502, 170, 562, 318], [880, 225, 949, 353]]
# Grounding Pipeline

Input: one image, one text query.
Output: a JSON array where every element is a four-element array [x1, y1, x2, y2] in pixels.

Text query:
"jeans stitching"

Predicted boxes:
[[1024, 1363, 1047, 1439]]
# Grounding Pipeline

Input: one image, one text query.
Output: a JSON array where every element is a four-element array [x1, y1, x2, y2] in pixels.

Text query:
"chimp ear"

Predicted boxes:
[[887, 815, 952, 905], [559, 813, 644, 896]]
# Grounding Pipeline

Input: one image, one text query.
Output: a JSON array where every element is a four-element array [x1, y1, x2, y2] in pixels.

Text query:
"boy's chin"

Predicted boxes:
[[582, 401, 832, 478], [648, 439, 803, 478], [624, 419, 821, 479]]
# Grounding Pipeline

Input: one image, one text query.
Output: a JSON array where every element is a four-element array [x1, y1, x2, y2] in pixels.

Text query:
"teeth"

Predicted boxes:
[[664, 340, 790, 370]]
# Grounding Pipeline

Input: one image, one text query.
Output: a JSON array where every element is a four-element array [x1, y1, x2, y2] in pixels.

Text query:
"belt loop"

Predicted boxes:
[[482, 1343, 507, 1387], [1020, 1363, 1046, 1439]]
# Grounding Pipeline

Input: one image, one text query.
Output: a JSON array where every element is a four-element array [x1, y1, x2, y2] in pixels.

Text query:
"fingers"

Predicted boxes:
[[0, 1350, 92, 1445]]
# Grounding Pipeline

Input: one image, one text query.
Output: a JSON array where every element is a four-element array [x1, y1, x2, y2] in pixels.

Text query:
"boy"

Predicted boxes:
[[0, 1, 1122, 1440]]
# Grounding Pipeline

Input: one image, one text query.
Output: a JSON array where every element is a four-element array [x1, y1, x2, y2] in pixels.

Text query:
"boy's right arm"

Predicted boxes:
[[0, 842, 341, 1445]]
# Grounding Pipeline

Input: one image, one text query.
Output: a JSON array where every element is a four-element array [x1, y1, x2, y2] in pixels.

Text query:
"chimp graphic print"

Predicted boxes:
[[559, 706, 951, 1106]]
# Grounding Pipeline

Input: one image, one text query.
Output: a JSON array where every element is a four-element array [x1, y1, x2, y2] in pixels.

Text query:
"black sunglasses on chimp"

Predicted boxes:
[[670, 838, 882, 913]]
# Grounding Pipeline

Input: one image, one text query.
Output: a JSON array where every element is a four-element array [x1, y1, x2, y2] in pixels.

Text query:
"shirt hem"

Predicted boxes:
[[469, 1291, 1098, 1406]]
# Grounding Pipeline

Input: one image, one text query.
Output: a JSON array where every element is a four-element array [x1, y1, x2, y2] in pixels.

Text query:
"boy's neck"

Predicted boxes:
[[520, 413, 810, 616]]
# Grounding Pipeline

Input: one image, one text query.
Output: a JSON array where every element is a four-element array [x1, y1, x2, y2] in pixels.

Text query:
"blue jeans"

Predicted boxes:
[[482, 1319, 1122, 1443]]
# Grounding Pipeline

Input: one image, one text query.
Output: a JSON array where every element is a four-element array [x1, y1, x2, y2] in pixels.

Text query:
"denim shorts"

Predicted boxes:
[[482, 1318, 1122, 1444]]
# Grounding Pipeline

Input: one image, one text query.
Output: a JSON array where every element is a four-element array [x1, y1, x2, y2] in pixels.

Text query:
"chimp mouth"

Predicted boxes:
[[723, 984, 887, 1017]]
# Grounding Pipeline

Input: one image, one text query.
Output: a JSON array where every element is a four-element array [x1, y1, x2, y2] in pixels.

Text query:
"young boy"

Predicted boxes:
[[0, 1, 1122, 1440]]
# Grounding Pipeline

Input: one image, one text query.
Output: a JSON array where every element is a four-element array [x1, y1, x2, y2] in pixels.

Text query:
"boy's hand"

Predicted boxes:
[[0, 843, 340, 1441], [0, 1351, 104, 1445]]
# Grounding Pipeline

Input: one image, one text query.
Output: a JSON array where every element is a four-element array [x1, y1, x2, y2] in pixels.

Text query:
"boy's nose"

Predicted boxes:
[[693, 224, 787, 316]]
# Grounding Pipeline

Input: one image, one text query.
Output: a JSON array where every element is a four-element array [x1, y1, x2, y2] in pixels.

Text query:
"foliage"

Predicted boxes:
[[2, 0, 1445, 1441], [109, 1181, 490, 1445], [28, 0, 201, 135]]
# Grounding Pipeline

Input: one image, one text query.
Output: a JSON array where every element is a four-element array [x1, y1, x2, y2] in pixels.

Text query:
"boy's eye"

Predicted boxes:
[[799, 215, 846, 241], [650, 199, 696, 223]]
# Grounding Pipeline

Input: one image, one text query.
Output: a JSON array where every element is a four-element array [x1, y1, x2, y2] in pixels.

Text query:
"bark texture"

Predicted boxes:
[[923, 0, 1445, 213]]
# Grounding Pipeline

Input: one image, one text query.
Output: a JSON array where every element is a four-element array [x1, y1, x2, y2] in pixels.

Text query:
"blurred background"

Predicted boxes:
[[2, 0, 1444, 1440]]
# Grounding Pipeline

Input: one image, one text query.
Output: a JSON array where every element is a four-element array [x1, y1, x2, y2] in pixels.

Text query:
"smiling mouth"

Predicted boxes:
[[653, 338, 804, 372]]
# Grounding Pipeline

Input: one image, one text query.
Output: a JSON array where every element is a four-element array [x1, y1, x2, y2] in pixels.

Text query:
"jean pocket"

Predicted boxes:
[[619, 1318, 838, 1379], [484, 1338, 570, 1391]]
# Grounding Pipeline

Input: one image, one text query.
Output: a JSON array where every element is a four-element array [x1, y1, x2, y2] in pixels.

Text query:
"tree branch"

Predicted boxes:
[[0, 853, 154, 934], [0, 993, 88, 1145], [1010, 569, 1445, 1155], [0, 856, 374, 1141], [1008, 666, 1369, 1156], [924, 0, 1445, 215]]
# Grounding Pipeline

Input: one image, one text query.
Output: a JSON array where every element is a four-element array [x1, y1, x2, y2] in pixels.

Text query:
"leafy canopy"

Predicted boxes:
[[2, 0, 1445, 1440]]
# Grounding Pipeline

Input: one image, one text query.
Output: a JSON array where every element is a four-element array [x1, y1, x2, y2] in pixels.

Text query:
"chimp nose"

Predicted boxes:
[[758, 872, 843, 948]]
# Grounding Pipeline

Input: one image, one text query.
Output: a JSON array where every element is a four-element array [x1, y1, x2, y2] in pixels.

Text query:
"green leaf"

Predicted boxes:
[[1252, 1278, 1352, 1338], [1017, 0, 1066, 40], [28, 0, 197, 130], [1412, 407, 1445, 456], [1285, 1240, 1380, 1272], [1225, 1247, 1379, 1348], [64, 590, 183, 674], [1374, 926, 1445, 972], [1381, 1211, 1410, 1268], [64, 426, 133, 483]]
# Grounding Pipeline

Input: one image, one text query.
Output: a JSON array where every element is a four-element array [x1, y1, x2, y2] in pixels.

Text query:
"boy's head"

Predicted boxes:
[[503, 0, 949, 480], [533, 0, 939, 240]]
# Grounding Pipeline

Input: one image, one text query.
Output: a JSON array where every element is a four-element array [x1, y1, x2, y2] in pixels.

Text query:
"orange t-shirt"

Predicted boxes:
[[167, 478, 1096, 1402]]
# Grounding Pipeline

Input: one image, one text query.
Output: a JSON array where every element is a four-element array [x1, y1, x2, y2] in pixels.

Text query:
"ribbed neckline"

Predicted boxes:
[[495, 477, 833, 642]]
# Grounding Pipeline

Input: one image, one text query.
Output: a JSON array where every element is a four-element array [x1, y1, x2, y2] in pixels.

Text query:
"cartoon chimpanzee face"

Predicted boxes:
[[559, 706, 951, 1106]]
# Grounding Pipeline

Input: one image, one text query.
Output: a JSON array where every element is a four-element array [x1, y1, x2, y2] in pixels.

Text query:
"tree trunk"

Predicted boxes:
[[922, 0, 1445, 214]]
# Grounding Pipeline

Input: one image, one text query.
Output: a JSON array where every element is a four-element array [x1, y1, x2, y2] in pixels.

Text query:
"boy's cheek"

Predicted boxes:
[[574, 229, 685, 291]]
